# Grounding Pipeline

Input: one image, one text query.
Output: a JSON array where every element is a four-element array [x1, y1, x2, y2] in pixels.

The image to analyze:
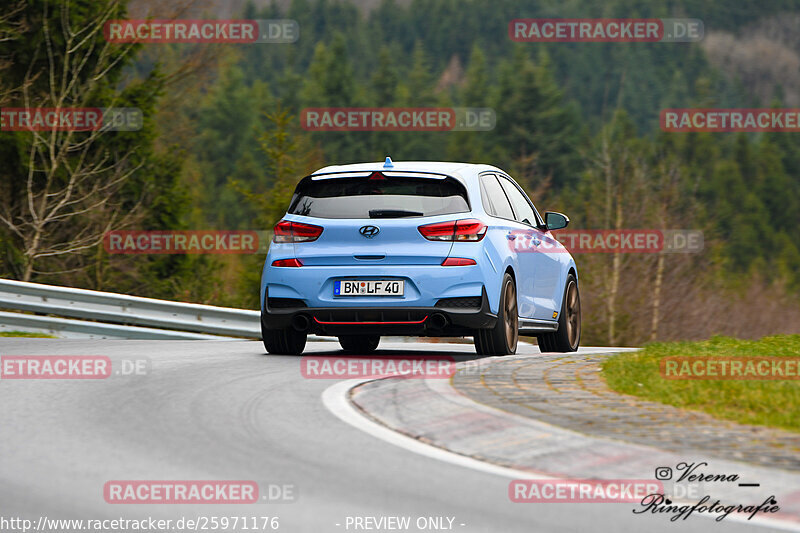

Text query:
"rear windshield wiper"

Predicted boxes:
[[368, 209, 424, 218]]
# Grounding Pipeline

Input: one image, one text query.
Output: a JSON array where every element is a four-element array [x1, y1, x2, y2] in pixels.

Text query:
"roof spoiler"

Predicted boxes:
[[307, 170, 453, 181]]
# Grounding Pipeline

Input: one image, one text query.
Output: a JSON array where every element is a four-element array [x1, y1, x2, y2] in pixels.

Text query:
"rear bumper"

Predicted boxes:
[[261, 252, 503, 313], [262, 288, 496, 336]]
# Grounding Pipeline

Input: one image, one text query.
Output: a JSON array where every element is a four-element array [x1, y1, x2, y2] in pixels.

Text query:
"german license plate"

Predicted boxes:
[[334, 280, 404, 296]]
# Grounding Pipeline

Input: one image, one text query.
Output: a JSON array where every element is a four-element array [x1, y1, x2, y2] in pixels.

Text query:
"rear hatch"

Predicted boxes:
[[287, 171, 469, 266]]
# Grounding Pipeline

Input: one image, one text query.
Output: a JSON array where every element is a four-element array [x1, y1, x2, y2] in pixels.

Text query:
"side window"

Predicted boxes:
[[499, 177, 538, 226], [479, 174, 514, 220]]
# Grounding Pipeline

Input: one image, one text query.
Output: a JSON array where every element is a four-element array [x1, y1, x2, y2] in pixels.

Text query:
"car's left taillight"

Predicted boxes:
[[273, 220, 323, 243], [418, 218, 487, 241], [271, 258, 304, 267]]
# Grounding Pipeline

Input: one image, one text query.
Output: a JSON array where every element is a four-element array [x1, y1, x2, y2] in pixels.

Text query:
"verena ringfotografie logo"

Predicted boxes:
[[1, 355, 151, 379], [301, 108, 495, 131], [300, 356, 456, 379], [510, 229, 703, 254], [661, 357, 800, 380], [104, 231, 262, 254], [636, 494, 780, 522], [510, 479, 663, 503], [510, 19, 703, 42], [0, 108, 142, 131], [104, 20, 298, 43], [635, 462, 778, 523], [662, 109, 800, 132]]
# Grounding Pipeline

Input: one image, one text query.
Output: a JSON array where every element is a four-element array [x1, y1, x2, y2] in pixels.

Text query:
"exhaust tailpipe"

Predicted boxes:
[[429, 313, 448, 330], [292, 314, 310, 332]]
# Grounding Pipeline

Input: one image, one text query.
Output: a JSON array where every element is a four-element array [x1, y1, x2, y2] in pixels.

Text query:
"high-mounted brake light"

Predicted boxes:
[[418, 219, 487, 242], [273, 220, 323, 243], [272, 258, 304, 267], [442, 257, 477, 266]]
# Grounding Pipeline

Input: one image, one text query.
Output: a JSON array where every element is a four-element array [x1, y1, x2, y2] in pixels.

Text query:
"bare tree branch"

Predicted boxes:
[[0, 0, 152, 281]]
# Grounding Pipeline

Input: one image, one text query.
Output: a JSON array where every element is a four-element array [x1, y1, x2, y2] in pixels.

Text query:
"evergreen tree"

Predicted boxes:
[[446, 44, 492, 163], [493, 48, 584, 188]]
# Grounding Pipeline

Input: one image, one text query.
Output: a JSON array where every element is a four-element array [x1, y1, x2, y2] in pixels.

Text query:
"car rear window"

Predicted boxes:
[[288, 173, 470, 219]]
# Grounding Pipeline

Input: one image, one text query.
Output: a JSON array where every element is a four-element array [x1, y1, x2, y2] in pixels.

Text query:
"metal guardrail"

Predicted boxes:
[[0, 279, 261, 339], [0, 311, 229, 340]]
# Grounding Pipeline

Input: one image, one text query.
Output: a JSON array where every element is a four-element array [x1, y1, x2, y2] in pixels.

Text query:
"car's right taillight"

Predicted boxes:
[[418, 219, 487, 242], [441, 257, 477, 266], [273, 220, 323, 243]]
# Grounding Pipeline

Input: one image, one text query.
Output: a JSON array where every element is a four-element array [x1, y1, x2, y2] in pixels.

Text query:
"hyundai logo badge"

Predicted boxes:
[[359, 225, 380, 238]]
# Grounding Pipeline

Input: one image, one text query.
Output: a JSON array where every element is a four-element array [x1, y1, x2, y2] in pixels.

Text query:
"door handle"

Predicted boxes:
[[507, 234, 517, 240]]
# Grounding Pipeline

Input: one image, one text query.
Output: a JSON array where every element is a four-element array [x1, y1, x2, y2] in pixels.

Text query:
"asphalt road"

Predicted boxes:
[[0, 339, 784, 533]]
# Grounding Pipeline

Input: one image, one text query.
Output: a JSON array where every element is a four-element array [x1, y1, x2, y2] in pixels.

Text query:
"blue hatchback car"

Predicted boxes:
[[260, 159, 581, 355]]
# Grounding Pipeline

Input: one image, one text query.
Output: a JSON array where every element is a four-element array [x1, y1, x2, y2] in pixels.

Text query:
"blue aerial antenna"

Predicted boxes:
[[384, 156, 394, 169]]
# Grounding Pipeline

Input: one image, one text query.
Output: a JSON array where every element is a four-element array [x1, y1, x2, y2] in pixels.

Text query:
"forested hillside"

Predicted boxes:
[[2, 0, 800, 345]]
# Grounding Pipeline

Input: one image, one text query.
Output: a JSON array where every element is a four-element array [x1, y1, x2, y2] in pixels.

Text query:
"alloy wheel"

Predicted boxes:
[[504, 280, 518, 350]]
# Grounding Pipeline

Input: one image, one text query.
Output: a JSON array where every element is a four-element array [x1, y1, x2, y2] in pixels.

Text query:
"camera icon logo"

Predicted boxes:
[[655, 467, 673, 480]]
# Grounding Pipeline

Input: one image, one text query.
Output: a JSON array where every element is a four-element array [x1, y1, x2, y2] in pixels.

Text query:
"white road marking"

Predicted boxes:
[[322, 352, 800, 532], [321, 377, 550, 480]]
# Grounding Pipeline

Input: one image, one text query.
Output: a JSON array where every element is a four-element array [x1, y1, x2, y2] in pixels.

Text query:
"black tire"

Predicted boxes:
[[537, 274, 581, 353], [261, 318, 307, 355], [474, 273, 518, 356], [338, 335, 380, 355]]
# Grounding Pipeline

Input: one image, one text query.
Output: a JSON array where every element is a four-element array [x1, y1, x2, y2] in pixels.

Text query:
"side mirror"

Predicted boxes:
[[544, 212, 569, 231]]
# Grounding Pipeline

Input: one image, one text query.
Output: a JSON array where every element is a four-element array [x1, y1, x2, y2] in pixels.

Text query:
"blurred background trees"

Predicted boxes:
[[2, 0, 800, 344]]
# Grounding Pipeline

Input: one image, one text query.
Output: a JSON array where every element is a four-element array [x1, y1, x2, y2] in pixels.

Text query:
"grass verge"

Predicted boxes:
[[0, 331, 56, 338], [601, 335, 800, 433]]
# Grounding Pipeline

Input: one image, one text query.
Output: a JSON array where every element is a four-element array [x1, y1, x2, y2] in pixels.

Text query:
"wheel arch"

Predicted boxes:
[[485, 264, 515, 316], [568, 266, 578, 282], [551, 263, 578, 317]]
